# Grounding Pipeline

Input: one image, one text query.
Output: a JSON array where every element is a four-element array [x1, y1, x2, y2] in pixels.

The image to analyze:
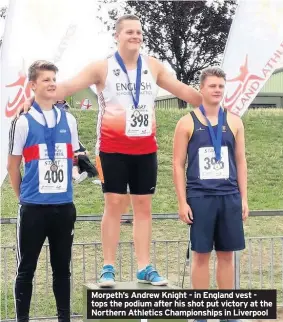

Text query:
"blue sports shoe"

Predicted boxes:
[[98, 265, 116, 288], [136, 265, 168, 286]]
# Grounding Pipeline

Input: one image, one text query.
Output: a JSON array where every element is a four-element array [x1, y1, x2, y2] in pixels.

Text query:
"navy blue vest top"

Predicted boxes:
[[186, 109, 239, 198]]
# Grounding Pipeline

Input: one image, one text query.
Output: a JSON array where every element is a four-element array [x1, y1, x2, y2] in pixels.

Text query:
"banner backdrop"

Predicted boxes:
[[0, 0, 111, 186], [222, 0, 283, 116]]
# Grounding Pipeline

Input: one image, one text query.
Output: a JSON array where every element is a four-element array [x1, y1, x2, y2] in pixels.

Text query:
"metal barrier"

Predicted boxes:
[[2, 210, 283, 225], [1, 210, 283, 321]]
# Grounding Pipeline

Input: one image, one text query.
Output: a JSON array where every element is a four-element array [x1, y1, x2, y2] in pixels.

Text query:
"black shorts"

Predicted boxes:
[[97, 152, 158, 195]]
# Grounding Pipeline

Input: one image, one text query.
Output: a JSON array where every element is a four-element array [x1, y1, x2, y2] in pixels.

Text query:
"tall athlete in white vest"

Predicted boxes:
[[19, 15, 202, 287], [8, 60, 80, 321]]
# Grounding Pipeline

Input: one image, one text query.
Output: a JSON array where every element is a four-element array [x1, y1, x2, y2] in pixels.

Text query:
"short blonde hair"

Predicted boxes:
[[115, 14, 140, 33], [28, 60, 58, 81]]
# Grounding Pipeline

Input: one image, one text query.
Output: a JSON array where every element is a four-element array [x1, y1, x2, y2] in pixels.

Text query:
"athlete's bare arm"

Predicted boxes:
[[233, 113, 249, 220], [56, 60, 107, 99], [17, 60, 107, 116], [7, 155, 22, 199], [151, 57, 202, 108], [173, 114, 194, 224]]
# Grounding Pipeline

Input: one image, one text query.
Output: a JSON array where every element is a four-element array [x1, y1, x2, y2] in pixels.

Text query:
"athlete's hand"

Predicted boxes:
[[15, 97, 34, 118], [178, 202, 193, 224], [242, 199, 249, 221]]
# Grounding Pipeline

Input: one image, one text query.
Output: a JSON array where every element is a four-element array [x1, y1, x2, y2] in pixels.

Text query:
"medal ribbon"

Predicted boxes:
[[33, 101, 58, 163], [115, 51, 142, 109], [199, 105, 224, 162]]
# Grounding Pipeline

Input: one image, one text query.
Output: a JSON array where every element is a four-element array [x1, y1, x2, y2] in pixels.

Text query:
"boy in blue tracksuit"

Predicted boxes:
[[7, 60, 80, 322]]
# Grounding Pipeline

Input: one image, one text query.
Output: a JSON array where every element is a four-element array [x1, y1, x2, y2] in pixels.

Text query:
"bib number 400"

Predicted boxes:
[[44, 169, 64, 183]]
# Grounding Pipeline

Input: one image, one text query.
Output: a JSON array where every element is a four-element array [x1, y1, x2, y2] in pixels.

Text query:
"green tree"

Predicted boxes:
[[0, 6, 7, 47], [0, 6, 7, 19]]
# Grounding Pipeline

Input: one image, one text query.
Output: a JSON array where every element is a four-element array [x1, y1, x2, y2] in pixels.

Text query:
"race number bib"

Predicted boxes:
[[126, 104, 152, 137], [38, 143, 68, 193], [199, 146, 229, 180]]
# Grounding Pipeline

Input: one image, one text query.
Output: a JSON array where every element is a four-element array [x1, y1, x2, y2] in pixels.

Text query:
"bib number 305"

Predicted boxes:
[[203, 157, 225, 170], [199, 146, 229, 180]]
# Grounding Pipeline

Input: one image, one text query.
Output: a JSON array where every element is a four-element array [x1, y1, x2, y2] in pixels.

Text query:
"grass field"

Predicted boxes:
[[1, 108, 283, 319], [71, 88, 99, 110]]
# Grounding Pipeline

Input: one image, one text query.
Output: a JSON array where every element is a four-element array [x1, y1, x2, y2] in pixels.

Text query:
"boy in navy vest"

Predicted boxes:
[[173, 67, 248, 322], [7, 60, 80, 322]]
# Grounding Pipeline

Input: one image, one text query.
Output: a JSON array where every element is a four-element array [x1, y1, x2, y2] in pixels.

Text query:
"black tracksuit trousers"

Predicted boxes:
[[14, 203, 76, 322]]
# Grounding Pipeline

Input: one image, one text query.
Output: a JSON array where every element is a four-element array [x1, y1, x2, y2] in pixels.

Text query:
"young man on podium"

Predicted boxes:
[[173, 66, 248, 322], [8, 60, 80, 322], [17, 15, 202, 288]]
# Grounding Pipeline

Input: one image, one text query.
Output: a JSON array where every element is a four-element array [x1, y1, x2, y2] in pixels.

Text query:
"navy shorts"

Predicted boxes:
[[187, 193, 245, 253]]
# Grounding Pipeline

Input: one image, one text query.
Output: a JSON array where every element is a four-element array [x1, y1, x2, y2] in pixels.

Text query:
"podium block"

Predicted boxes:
[[83, 282, 188, 322]]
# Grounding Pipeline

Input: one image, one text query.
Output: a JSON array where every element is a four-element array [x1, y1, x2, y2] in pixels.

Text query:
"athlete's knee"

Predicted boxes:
[[52, 266, 71, 279], [216, 251, 234, 264], [192, 252, 211, 267], [53, 272, 71, 281], [132, 195, 152, 219], [16, 269, 35, 283], [105, 194, 126, 208]]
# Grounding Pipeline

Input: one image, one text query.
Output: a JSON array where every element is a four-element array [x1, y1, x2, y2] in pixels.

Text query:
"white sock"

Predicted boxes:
[[138, 266, 148, 272]]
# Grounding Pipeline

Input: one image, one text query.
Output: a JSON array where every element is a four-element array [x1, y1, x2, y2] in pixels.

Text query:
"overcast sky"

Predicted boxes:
[[0, 0, 175, 97], [0, 0, 118, 78], [1, 0, 282, 77]]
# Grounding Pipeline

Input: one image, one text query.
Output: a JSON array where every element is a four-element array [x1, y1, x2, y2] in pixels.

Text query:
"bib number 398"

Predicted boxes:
[[131, 112, 149, 128], [126, 105, 152, 137]]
